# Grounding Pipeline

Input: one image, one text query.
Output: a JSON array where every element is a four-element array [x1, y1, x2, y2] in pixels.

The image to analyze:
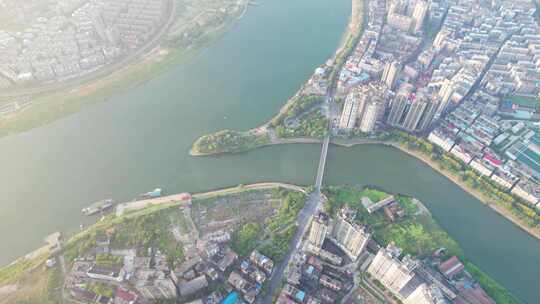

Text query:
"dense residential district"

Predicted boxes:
[[19, 185, 508, 304], [293, 0, 540, 207], [0, 0, 248, 116]]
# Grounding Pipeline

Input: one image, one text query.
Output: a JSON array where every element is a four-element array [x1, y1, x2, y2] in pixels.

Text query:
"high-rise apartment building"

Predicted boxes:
[[402, 100, 428, 131], [367, 244, 419, 295], [412, 0, 429, 32], [340, 84, 387, 133], [437, 79, 455, 116], [382, 61, 401, 90], [387, 96, 409, 126], [308, 212, 329, 248], [330, 207, 372, 260], [404, 283, 450, 304], [338, 88, 365, 130], [416, 100, 438, 132], [359, 101, 383, 133]]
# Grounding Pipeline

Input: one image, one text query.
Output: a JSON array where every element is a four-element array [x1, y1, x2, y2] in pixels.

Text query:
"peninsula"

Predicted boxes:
[[191, 0, 540, 240]]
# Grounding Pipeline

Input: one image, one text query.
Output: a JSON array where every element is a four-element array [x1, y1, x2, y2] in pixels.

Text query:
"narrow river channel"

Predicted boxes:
[[0, 0, 538, 302]]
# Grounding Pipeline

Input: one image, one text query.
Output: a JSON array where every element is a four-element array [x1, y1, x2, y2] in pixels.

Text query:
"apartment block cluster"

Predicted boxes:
[[382, 0, 520, 134], [337, 0, 434, 94], [276, 208, 368, 303], [483, 0, 540, 98], [338, 82, 390, 133], [368, 244, 495, 304], [280, 193, 497, 304], [334, 0, 446, 135], [335, 0, 540, 139], [428, 90, 540, 207], [0, 0, 167, 88], [333, 0, 540, 207]]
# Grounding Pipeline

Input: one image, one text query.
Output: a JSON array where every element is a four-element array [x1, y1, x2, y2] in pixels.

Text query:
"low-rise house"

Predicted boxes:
[[136, 278, 177, 300], [179, 275, 209, 297], [115, 287, 138, 304], [87, 265, 124, 282], [215, 247, 238, 272], [70, 288, 98, 303], [282, 284, 307, 303], [319, 274, 342, 291], [227, 271, 258, 303], [362, 195, 395, 214], [438, 256, 464, 280], [240, 260, 267, 284], [249, 250, 274, 275]]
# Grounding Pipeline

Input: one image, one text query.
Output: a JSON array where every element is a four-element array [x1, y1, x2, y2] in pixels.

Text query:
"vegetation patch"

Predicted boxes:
[[191, 129, 270, 155], [110, 208, 185, 268], [229, 189, 307, 261], [0, 262, 60, 304], [275, 111, 329, 139], [95, 253, 123, 268], [271, 95, 325, 127], [0, 254, 48, 286], [231, 222, 262, 257], [87, 281, 114, 298]]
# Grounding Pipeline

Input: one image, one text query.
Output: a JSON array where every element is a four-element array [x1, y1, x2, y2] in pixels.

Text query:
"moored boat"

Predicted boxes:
[[139, 188, 163, 199], [81, 199, 114, 216]]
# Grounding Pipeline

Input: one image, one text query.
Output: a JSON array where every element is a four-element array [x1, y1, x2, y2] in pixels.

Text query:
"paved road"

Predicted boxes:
[[261, 57, 336, 303], [315, 136, 330, 193], [261, 192, 325, 303]]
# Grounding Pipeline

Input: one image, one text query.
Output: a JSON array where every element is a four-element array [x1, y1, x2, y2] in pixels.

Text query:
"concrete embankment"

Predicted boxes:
[[116, 182, 306, 216]]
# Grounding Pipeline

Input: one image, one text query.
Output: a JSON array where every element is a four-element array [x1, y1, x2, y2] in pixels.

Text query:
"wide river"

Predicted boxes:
[[0, 0, 538, 302]]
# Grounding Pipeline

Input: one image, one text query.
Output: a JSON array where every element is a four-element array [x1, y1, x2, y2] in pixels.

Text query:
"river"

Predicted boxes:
[[0, 0, 538, 302]]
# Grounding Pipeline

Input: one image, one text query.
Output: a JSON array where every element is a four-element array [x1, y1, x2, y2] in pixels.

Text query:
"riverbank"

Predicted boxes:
[[0, 0, 250, 139], [191, 129, 540, 240], [326, 136, 540, 240], [380, 141, 540, 240]]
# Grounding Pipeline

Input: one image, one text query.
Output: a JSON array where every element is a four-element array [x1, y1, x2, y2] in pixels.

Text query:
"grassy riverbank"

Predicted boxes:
[[190, 129, 271, 155], [324, 185, 521, 304]]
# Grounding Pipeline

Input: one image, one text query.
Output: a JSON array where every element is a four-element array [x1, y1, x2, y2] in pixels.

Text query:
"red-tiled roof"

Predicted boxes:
[[439, 256, 464, 279], [116, 287, 137, 302]]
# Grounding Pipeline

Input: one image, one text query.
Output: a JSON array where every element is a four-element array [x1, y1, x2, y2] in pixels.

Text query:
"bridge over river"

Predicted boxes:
[[262, 103, 332, 303]]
